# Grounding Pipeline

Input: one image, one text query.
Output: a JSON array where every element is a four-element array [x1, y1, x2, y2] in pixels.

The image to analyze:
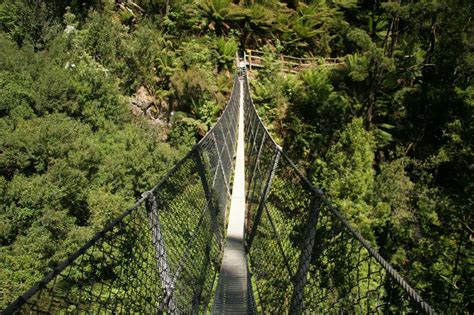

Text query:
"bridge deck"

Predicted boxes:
[[212, 72, 252, 314]]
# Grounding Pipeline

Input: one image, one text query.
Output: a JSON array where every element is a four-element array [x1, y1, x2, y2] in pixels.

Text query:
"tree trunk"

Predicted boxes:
[[424, 15, 437, 64]]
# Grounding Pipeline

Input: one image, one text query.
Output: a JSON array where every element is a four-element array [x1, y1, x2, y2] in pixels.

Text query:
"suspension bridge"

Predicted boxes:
[[3, 60, 435, 314]]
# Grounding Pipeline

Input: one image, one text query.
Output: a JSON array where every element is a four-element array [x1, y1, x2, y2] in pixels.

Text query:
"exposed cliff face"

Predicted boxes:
[[130, 86, 169, 133], [130, 86, 154, 114]]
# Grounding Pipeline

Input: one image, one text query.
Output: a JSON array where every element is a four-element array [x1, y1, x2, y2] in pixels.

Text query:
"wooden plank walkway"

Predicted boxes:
[[212, 69, 252, 314]]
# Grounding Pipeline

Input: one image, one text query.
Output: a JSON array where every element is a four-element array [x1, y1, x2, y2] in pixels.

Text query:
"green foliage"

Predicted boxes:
[[83, 10, 126, 69], [280, 1, 344, 55], [0, 114, 91, 175], [122, 23, 166, 92], [371, 158, 414, 230], [215, 36, 238, 70], [168, 112, 208, 148], [252, 63, 350, 162], [193, 0, 247, 36], [0, 0, 59, 49], [0, 0, 472, 312], [0, 14, 183, 307], [69, 54, 130, 129], [313, 118, 375, 236], [283, 0, 471, 310]]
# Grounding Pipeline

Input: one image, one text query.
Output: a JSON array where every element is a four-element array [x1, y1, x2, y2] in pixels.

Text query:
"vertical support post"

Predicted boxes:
[[250, 121, 261, 155], [211, 152, 220, 188], [194, 150, 223, 250], [246, 132, 266, 201], [246, 111, 258, 150], [192, 150, 221, 313], [212, 133, 231, 197], [247, 147, 281, 249], [244, 98, 253, 136], [223, 114, 235, 157], [230, 104, 238, 152], [245, 115, 259, 183], [219, 127, 233, 172], [248, 49, 252, 71], [280, 54, 284, 72], [289, 191, 323, 314], [142, 191, 177, 314]]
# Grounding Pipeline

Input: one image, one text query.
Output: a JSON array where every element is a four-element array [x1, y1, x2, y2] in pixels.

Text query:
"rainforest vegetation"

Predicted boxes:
[[0, 0, 472, 312]]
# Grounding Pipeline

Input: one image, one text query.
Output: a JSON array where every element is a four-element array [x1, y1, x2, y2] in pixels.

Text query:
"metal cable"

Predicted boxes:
[[242, 69, 436, 315], [2, 66, 436, 315], [2, 74, 241, 315]]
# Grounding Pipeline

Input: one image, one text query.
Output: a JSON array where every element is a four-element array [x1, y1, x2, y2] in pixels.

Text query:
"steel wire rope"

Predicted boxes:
[[241, 67, 435, 314]]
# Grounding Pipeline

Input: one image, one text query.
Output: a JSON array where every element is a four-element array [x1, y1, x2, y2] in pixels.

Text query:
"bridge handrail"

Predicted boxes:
[[246, 49, 344, 62], [2, 72, 240, 314], [3, 60, 437, 315], [242, 68, 435, 314], [1, 194, 147, 314], [244, 49, 344, 72]]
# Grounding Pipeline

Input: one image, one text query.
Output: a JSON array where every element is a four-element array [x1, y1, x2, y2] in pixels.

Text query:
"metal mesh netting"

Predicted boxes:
[[3, 75, 241, 314], [3, 64, 438, 315], [242, 72, 436, 314]]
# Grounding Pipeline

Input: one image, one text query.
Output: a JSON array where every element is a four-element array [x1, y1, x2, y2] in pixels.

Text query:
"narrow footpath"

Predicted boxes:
[[212, 67, 250, 314]]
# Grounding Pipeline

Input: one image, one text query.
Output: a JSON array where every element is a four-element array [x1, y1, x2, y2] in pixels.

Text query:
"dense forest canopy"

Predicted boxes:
[[0, 0, 472, 312]]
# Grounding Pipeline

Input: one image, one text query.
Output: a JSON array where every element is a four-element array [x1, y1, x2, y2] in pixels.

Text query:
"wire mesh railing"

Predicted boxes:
[[242, 71, 436, 314], [3, 62, 437, 315], [2, 75, 241, 314]]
